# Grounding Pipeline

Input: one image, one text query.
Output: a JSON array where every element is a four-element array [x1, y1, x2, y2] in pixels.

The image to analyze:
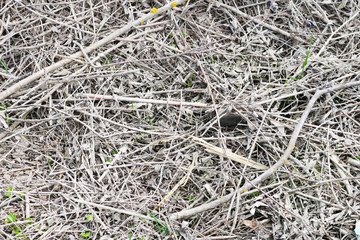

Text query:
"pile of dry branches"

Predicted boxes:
[[1, 0, 360, 239]]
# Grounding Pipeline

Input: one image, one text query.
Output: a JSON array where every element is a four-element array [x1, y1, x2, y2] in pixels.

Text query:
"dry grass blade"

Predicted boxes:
[[190, 135, 268, 170]]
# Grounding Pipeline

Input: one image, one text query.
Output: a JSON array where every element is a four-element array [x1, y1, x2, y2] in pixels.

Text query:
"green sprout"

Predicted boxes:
[[337, 93, 343, 104], [103, 56, 112, 64], [139, 211, 169, 234], [131, 102, 137, 116], [5, 212, 29, 239], [4, 187, 13, 197], [0, 102, 12, 125], [86, 214, 93, 221], [0, 59, 9, 73], [289, 34, 313, 81], [187, 72, 193, 87], [129, 224, 133, 240], [81, 232, 90, 238], [146, 113, 154, 126], [250, 191, 259, 199], [80, 214, 93, 238]]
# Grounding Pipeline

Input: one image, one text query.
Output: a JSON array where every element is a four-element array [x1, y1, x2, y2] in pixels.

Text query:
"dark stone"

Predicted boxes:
[[219, 113, 244, 127]]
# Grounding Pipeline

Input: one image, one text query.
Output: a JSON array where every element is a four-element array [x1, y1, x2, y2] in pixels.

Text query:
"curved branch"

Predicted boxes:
[[170, 80, 360, 220]]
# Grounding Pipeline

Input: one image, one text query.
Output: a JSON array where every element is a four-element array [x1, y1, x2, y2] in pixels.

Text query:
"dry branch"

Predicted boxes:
[[0, 0, 187, 101], [170, 80, 360, 221], [75, 93, 209, 108]]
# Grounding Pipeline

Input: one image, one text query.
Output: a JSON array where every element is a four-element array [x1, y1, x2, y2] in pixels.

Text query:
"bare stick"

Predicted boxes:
[[0, 0, 187, 101], [75, 93, 210, 108], [68, 196, 153, 220], [169, 80, 360, 220]]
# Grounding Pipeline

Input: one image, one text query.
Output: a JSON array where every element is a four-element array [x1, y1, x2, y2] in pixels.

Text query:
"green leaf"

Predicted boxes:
[[0, 59, 9, 74], [86, 214, 93, 221], [146, 211, 169, 234], [81, 232, 91, 237], [4, 187, 12, 197], [26, 217, 33, 224], [106, 56, 112, 63], [146, 113, 153, 126], [250, 191, 259, 198], [7, 213, 17, 223]]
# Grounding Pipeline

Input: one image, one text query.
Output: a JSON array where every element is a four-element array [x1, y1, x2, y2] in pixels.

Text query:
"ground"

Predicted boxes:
[[0, 0, 360, 239]]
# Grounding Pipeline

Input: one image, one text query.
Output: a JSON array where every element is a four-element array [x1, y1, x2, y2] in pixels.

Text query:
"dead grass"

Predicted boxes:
[[1, 0, 360, 239]]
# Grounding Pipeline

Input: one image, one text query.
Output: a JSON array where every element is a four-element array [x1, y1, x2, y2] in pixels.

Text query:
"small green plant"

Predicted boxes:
[[139, 211, 169, 235], [250, 191, 259, 199], [102, 56, 112, 64], [132, 103, 137, 116], [0, 102, 12, 126], [337, 93, 343, 104], [186, 72, 193, 87], [81, 232, 90, 238], [86, 214, 93, 221], [289, 34, 313, 81], [188, 196, 194, 201], [129, 224, 133, 240], [80, 214, 93, 238], [19, 193, 25, 200], [105, 149, 121, 163], [355, 156, 360, 161], [145, 113, 154, 127], [5, 212, 31, 239], [4, 187, 13, 197], [0, 59, 9, 73]]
